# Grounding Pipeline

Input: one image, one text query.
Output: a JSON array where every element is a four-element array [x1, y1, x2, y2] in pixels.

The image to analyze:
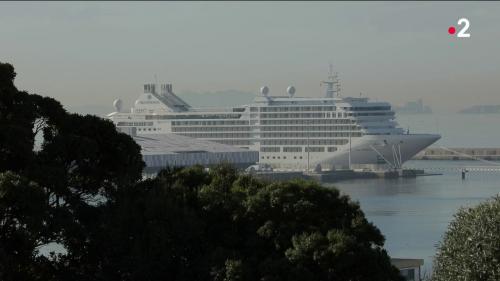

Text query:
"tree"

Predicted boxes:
[[0, 62, 145, 280], [87, 165, 403, 281], [432, 196, 500, 281], [0, 63, 37, 173], [0, 172, 47, 280], [0, 62, 402, 280]]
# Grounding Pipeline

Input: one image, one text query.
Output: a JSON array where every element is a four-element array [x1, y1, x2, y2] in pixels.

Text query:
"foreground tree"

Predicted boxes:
[[0, 62, 402, 280], [432, 196, 500, 281], [0, 172, 48, 280], [86, 165, 403, 281], [0, 62, 144, 281]]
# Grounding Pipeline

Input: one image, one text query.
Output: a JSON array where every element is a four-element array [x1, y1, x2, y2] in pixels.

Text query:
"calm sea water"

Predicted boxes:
[[397, 113, 500, 147], [329, 159, 500, 274]]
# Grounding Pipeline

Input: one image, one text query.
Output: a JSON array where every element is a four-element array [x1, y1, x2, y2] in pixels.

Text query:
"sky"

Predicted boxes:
[[2, 1, 500, 113]]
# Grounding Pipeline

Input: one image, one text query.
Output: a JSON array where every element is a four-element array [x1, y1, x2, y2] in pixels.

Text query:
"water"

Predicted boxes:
[[328, 160, 500, 274], [397, 113, 500, 147]]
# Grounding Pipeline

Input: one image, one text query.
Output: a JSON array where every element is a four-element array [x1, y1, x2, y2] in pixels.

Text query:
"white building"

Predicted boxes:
[[134, 134, 258, 174], [391, 258, 424, 281]]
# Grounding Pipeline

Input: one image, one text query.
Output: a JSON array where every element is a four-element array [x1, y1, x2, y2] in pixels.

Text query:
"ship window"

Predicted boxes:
[[294, 156, 297, 159], [305, 147, 325, 152], [272, 156, 275, 159], [299, 156, 303, 159]]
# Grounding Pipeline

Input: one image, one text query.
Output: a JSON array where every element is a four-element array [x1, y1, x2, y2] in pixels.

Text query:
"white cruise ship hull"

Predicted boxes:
[[108, 79, 441, 171], [262, 134, 441, 170], [327, 133, 440, 169]]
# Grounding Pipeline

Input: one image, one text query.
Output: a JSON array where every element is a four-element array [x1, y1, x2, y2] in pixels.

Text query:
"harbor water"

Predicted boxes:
[[329, 159, 500, 274]]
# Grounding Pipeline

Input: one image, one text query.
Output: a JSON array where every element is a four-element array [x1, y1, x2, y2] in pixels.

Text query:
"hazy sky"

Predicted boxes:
[[2, 1, 500, 112]]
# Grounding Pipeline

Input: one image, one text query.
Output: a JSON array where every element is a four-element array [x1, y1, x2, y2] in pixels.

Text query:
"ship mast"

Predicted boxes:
[[321, 63, 341, 98]]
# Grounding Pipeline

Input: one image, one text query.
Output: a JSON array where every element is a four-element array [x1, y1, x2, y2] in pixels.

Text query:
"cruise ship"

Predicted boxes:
[[107, 72, 440, 171]]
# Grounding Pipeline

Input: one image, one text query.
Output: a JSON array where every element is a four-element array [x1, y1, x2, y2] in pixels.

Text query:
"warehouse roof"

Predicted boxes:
[[133, 134, 251, 155]]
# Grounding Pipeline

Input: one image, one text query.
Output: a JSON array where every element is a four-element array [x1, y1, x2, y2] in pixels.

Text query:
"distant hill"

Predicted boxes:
[[393, 99, 432, 114], [459, 105, 500, 114]]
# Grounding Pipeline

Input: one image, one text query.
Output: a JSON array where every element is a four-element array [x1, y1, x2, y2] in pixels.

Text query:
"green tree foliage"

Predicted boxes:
[[0, 172, 47, 280], [0, 63, 37, 172], [432, 196, 500, 281], [85, 165, 402, 281], [0, 62, 145, 281], [0, 62, 402, 280]]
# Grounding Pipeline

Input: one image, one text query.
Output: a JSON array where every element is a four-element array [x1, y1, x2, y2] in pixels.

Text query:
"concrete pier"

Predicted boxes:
[[414, 147, 500, 160], [253, 168, 428, 183]]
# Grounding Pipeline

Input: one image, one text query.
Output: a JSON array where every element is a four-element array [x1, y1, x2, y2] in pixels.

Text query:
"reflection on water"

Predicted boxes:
[[327, 160, 500, 273]]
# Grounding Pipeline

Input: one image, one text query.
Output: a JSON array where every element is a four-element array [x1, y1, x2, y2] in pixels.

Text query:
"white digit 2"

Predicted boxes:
[[457, 18, 470, 38]]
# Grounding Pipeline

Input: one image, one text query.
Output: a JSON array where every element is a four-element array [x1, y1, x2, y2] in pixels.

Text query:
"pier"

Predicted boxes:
[[253, 168, 432, 183], [414, 147, 500, 161]]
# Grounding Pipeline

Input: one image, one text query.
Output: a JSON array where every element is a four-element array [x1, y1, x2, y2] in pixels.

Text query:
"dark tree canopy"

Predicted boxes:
[[0, 172, 47, 280], [0, 62, 145, 280], [0, 62, 402, 281], [69, 165, 402, 281], [432, 196, 500, 281]]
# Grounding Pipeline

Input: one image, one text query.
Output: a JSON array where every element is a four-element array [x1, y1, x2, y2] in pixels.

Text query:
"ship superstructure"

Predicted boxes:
[[108, 71, 440, 171]]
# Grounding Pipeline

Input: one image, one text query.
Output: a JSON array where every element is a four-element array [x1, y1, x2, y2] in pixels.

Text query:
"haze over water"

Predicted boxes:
[[397, 113, 500, 147], [331, 160, 500, 274]]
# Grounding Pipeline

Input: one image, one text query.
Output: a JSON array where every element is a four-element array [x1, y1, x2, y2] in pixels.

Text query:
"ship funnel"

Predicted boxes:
[[260, 86, 269, 96], [161, 83, 173, 95], [144, 83, 156, 94]]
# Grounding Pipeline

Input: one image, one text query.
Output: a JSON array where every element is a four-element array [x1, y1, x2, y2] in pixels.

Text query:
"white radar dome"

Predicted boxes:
[[113, 99, 123, 112], [260, 86, 269, 96], [287, 86, 296, 97]]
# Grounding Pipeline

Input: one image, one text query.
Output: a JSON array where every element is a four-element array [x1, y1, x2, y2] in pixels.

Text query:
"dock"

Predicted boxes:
[[253, 168, 433, 183], [414, 147, 500, 161]]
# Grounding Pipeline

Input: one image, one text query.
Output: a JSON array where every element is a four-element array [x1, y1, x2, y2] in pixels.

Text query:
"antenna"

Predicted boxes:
[[320, 63, 341, 98]]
